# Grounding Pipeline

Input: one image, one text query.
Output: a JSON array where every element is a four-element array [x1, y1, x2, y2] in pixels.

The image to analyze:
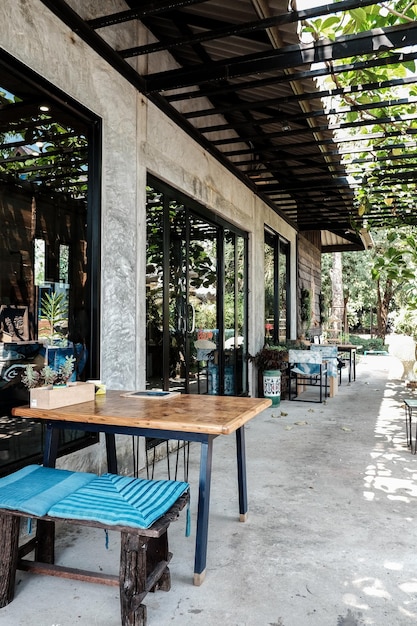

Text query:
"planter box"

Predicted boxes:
[[29, 382, 95, 409]]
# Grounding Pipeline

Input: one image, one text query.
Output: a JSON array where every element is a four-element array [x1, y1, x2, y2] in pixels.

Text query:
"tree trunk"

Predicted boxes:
[[376, 278, 393, 339]]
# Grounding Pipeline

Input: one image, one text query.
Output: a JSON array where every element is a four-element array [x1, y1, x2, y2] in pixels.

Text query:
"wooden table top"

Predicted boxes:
[[12, 391, 272, 436]]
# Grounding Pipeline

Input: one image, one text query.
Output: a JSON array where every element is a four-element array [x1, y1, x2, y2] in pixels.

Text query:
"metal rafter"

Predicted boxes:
[[86, 0, 209, 29], [20, 1, 417, 239], [118, 0, 381, 58], [145, 22, 417, 93]]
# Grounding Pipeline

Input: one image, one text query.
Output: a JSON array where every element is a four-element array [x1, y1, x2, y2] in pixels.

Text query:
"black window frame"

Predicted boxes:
[[0, 51, 101, 476]]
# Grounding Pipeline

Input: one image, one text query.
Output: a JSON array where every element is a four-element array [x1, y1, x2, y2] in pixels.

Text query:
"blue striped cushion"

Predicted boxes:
[[48, 473, 189, 529], [0, 465, 97, 516]]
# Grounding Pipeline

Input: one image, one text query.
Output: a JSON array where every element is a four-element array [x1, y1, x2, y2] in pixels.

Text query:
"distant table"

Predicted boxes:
[[404, 398, 417, 453], [13, 391, 271, 585], [337, 345, 361, 383]]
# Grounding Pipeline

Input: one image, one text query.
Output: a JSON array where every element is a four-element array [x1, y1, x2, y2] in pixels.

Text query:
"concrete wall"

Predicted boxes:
[[0, 0, 299, 472]]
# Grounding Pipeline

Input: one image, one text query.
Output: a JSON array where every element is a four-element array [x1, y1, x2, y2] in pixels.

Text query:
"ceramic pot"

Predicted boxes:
[[263, 369, 281, 406]]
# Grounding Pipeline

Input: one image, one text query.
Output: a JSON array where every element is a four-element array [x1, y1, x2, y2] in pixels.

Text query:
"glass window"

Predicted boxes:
[[264, 229, 290, 344], [0, 56, 101, 476], [146, 177, 248, 397]]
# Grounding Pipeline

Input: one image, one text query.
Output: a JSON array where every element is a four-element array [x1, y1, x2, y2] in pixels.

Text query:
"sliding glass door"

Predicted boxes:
[[264, 229, 290, 344], [146, 178, 248, 395]]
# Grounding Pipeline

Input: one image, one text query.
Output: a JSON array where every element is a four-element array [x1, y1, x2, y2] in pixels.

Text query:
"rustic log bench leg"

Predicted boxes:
[[0, 512, 19, 607], [119, 530, 172, 626], [148, 532, 171, 593], [35, 519, 55, 563], [120, 532, 147, 626]]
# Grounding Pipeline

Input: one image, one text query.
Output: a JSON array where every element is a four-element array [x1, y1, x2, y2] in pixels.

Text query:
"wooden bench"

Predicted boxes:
[[0, 466, 190, 626]]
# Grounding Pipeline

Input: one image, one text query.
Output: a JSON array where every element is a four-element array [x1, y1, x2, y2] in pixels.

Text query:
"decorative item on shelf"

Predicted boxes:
[[21, 356, 95, 409]]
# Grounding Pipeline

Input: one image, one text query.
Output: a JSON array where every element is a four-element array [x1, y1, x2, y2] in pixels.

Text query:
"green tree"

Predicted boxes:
[[322, 228, 417, 339], [322, 249, 375, 333], [302, 2, 417, 230], [371, 229, 417, 337], [302, 4, 417, 337]]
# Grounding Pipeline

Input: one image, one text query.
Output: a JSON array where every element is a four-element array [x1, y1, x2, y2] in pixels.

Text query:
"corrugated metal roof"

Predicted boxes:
[[6, 0, 417, 250]]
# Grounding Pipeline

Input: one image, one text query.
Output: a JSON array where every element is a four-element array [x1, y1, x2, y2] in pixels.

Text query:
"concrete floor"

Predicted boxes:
[[1, 354, 417, 626]]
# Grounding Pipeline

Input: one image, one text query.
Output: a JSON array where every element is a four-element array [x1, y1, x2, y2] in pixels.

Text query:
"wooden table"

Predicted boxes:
[[12, 391, 271, 585], [337, 344, 361, 383]]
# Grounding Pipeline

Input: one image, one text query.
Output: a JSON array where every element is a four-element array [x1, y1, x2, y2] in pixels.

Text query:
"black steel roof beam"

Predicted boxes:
[[189, 82, 417, 126], [224, 134, 417, 161], [0, 131, 81, 151], [226, 129, 417, 160], [260, 178, 350, 193], [370, 170, 417, 181], [0, 160, 85, 175], [39, 0, 148, 93], [119, 0, 381, 58], [337, 139, 417, 156], [0, 146, 87, 165], [349, 151, 417, 166], [39, 1, 293, 228], [247, 159, 341, 174], [86, 1, 209, 30], [0, 102, 49, 124], [216, 112, 417, 148], [200, 113, 311, 138], [166, 50, 417, 102], [145, 22, 417, 93], [195, 96, 417, 139], [126, 10, 270, 59], [164, 12, 270, 146]]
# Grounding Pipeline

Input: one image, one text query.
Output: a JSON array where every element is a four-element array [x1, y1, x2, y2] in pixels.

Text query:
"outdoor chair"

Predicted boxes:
[[310, 344, 339, 395], [288, 349, 328, 403]]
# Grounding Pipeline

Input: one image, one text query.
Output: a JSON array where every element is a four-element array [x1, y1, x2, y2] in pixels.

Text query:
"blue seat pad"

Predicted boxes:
[[48, 472, 189, 529], [0, 465, 96, 517]]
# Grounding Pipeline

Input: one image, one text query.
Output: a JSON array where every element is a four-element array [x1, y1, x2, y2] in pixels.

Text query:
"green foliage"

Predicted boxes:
[[322, 227, 417, 337], [249, 345, 289, 371], [390, 309, 417, 341], [300, 288, 312, 324], [22, 355, 76, 389], [300, 2, 417, 229], [58, 355, 76, 383], [249, 341, 304, 371], [349, 335, 387, 353], [40, 365, 57, 386], [0, 100, 88, 197], [371, 229, 417, 285], [21, 364, 40, 389], [40, 292, 68, 341]]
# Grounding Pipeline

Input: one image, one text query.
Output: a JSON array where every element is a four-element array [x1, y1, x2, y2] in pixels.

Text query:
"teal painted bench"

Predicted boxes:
[[364, 350, 389, 356], [0, 465, 189, 626]]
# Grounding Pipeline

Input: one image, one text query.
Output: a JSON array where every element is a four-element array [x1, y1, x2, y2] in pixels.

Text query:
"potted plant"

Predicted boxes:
[[21, 356, 95, 409], [300, 287, 312, 339], [249, 344, 290, 404], [39, 291, 68, 344], [22, 355, 76, 389]]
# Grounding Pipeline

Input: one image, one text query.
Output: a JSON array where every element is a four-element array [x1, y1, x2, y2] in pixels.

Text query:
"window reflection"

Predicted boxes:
[[264, 230, 290, 344]]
